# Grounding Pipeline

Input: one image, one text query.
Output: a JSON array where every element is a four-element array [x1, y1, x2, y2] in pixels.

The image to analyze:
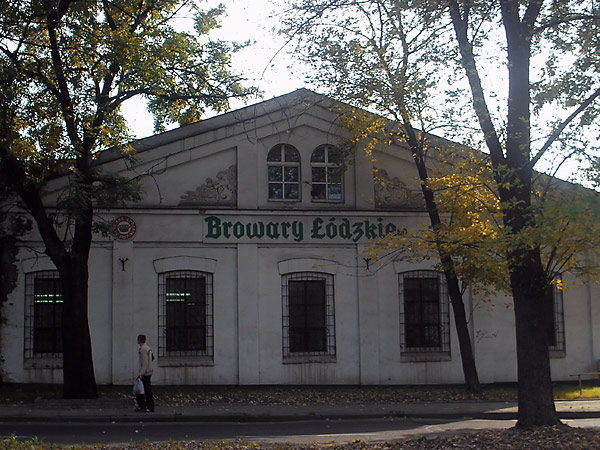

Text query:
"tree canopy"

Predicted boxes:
[[281, 0, 483, 393], [281, 0, 600, 427], [366, 143, 600, 297], [0, 0, 254, 398]]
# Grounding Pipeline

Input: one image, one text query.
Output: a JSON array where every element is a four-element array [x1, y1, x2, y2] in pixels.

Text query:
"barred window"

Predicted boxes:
[[547, 283, 565, 354], [158, 271, 213, 359], [310, 145, 344, 202], [399, 271, 450, 356], [267, 144, 301, 201], [24, 271, 63, 359], [282, 272, 336, 359]]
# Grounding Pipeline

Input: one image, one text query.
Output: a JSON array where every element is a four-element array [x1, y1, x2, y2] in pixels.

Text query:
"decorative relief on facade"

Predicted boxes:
[[179, 164, 237, 206], [373, 168, 424, 209]]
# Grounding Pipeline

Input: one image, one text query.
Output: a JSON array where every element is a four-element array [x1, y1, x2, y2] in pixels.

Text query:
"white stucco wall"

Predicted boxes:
[[2, 91, 599, 386]]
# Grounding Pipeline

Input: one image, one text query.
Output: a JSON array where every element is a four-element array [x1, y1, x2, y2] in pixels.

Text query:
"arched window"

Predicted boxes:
[[310, 145, 343, 201], [267, 144, 300, 200]]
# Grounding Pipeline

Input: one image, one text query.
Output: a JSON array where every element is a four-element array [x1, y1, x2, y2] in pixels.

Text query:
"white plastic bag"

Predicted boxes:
[[133, 378, 144, 395]]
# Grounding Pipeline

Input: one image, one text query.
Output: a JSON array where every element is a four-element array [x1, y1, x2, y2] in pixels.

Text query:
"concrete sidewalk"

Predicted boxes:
[[1, 398, 600, 423]]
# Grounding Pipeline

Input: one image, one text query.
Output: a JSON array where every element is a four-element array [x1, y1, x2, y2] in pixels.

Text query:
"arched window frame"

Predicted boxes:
[[267, 144, 301, 201], [310, 145, 344, 202]]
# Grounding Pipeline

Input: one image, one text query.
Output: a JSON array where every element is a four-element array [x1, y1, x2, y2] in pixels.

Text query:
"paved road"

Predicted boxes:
[[2, 417, 600, 446]]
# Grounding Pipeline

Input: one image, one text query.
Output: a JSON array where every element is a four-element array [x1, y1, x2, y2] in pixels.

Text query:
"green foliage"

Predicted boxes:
[[0, 0, 254, 238], [0, 0, 255, 397], [427, 149, 600, 292], [281, 0, 452, 132], [282, 0, 600, 291], [0, 436, 46, 450], [554, 383, 600, 400], [585, 155, 600, 190]]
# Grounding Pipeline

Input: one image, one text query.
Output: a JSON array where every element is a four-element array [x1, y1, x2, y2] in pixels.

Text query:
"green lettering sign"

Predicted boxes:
[[204, 216, 405, 242]]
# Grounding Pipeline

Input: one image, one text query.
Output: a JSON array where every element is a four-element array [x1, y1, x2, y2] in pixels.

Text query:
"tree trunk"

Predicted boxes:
[[448, 0, 559, 424], [60, 261, 98, 399], [501, 21, 559, 424], [443, 264, 481, 394], [510, 247, 558, 427], [503, 182, 558, 426], [44, 197, 98, 398], [59, 201, 98, 399], [405, 126, 481, 393]]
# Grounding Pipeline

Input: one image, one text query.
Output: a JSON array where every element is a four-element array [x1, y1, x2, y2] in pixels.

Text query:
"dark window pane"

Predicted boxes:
[[327, 148, 343, 165], [187, 327, 206, 350], [405, 325, 420, 348], [33, 277, 62, 354], [268, 166, 283, 182], [166, 277, 206, 352], [305, 281, 326, 304], [269, 183, 283, 199], [546, 286, 557, 347], [186, 278, 205, 301], [285, 184, 299, 199], [306, 329, 326, 352], [311, 147, 325, 162], [267, 147, 282, 162], [288, 280, 304, 301], [424, 326, 441, 347], [312, 167, 326, 182], [288, 280, 326, 353], [289, 330, 305, 353], [34, 329, 57, 353], [404, 277, 441, 349], [285, 146, 300, 162], [327, 167, 343, 183], [166, 328, 184, 351], [166, 303, 185, 327], [311, 184, 326, 199], [284, 166, 298, 182]]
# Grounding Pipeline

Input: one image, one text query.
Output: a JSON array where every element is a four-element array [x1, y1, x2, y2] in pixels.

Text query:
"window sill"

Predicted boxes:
[[549, 350, 566, 359], [400, 352, 451, 362], [282, 355, 336, 364], [157, 356, 214, 367], [24, 358, 62, 369]]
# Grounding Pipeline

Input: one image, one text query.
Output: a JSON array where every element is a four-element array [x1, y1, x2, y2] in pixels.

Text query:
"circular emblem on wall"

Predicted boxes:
[[113, 216, 136, 240]]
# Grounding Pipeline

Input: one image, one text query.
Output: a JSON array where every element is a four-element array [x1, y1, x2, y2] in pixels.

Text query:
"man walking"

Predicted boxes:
[[135, 334, 155, 412]]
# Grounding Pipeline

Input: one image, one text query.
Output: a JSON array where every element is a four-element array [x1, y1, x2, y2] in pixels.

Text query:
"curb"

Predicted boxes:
[[1, 410, 600, 423]]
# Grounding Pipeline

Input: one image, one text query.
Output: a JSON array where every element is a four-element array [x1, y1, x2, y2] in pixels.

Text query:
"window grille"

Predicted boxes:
[[310, 145, 344, 202], [267, 144, 301, 200], [158, 270, 213, 358], [399, 271, 450, 355], [547, 283, 566, 353], [282, 272, 336, 358], [24, 271, 63, 359]]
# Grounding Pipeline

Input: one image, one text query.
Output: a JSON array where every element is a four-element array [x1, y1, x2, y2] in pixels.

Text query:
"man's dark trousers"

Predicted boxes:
[[136, 375, 154, 412]]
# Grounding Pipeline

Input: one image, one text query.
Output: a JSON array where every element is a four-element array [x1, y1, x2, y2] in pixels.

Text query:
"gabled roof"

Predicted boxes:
[[98, 89, 333, 165]]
